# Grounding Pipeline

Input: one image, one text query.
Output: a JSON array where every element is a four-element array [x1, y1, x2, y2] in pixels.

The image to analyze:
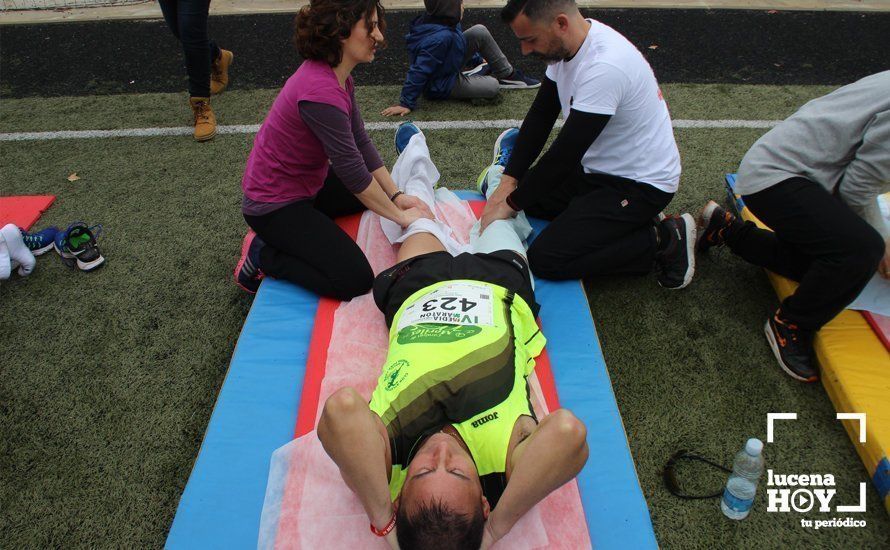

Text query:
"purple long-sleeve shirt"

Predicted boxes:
[[241, 60, 384, 216]]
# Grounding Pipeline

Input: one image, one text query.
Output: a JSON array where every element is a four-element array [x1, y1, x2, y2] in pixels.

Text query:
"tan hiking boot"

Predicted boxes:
[[189, 97, 217, 142], [211, 49, 234, 95]]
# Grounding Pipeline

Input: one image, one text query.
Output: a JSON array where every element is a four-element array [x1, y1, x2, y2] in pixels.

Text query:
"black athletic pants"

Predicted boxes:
[[524, 167, 673, 279], [244, 171, 373, 301], [158, 0, 221, 98], [731, 177, 884, 331]]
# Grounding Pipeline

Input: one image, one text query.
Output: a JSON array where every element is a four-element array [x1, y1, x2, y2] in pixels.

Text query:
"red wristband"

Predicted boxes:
[[370, 509, 397, 537]]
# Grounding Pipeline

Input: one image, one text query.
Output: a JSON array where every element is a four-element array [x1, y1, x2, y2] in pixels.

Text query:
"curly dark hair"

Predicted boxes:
[[396, 498, 485, 550], [294, 0, 387, 66]]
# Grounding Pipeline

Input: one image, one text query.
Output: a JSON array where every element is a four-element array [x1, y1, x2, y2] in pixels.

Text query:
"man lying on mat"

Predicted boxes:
[[317, 122, 589, 550]]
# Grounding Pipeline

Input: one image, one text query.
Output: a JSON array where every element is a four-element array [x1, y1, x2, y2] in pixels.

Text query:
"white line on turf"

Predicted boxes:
[[0, 119, 781, 142]]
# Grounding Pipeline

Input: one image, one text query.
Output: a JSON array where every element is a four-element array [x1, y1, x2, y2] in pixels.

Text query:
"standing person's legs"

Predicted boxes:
[[244, 200, 374, 300], [158, 0, 181, 40], [160, 0, 221, 140], [740, 178, 884, 331], [168, 0, 220, 98]]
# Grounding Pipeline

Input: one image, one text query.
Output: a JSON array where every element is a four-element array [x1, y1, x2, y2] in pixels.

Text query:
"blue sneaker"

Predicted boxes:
[[477, 127, 519, 196], [493, 127, 519, 168], [394, 121, 422, 155], [20, 226, 59, 255], [55, 222, 105, 271], [498, 68, 540, 89]]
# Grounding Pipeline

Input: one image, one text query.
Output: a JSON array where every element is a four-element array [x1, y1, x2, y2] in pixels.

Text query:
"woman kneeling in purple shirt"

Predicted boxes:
[[235, 0, 433, 298]]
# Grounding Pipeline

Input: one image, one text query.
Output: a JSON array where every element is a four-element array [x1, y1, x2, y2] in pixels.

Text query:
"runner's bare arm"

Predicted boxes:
[[481, 409, 589, 548], [318, 387, 397, 546]]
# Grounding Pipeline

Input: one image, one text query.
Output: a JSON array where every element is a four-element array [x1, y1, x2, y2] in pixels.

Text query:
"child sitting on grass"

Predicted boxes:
[[382, 0, 539, 117]]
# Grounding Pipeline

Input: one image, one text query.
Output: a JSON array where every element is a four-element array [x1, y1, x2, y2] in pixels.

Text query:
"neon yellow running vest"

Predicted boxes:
[[369, 279, 546, 505]]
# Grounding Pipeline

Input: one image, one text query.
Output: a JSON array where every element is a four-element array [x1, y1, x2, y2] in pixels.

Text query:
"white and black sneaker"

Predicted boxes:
[[497, 69, 540, 89], [54, 222, 105, 272], [462, 62, 489, 77], [655, 214, 696, 289]]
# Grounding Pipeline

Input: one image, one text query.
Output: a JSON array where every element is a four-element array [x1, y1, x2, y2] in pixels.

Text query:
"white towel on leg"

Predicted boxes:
[[380, 132, 471, 256]]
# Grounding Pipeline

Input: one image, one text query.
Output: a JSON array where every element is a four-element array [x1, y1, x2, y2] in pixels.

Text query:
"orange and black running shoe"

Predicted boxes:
[[697, 200, 741, 253], [764, 312, 818, 382]]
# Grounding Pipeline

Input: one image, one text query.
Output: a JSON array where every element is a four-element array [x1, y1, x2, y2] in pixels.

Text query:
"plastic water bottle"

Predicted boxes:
[[721, 438, 765, 520]]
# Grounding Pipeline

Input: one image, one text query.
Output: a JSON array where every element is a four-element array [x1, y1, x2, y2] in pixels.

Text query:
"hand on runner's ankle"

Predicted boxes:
[[394, 193, 434, 220]]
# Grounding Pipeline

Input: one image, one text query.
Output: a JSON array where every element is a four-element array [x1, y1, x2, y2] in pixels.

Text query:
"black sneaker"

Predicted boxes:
[[655, 214, 696, 289], [498, 68, 540, 89], [764, 313, 818, 382], [54, 222, 105, 272], [697, 200, 740, 253]]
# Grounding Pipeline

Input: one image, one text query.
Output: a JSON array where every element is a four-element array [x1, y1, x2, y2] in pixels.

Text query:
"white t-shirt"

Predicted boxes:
[[545, 19, 681, 193]]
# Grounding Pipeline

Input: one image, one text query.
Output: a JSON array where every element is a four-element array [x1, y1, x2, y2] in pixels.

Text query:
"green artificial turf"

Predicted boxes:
[[1, 85, 888, 549]]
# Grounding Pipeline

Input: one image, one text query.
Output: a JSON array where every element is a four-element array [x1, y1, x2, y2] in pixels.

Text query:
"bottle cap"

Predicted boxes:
[[745, 438, 764, 456]]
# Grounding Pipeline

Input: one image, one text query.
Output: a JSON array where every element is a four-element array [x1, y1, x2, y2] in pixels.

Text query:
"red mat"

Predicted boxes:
[[0, 195, 56, 230]]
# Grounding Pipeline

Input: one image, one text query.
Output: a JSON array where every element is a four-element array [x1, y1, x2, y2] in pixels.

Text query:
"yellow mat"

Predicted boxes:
[[725, 175, 890, 514]]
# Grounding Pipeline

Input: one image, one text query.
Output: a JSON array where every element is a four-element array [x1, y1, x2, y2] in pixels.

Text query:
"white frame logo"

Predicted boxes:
[[764, 413, 869, 527]]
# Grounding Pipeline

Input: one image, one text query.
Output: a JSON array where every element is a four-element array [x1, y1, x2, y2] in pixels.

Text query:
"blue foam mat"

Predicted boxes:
[[166, 191, 656, 549]]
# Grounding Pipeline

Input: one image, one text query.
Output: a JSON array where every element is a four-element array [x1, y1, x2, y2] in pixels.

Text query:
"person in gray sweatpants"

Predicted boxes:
[[382, 0, 539, 117], [697, 71, 890, 383]]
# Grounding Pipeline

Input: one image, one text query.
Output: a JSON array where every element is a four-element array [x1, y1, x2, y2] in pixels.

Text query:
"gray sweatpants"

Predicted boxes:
[[449, 24, 513, 100]]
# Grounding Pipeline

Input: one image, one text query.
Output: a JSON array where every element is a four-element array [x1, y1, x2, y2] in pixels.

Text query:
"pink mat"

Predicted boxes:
[[261, 199, 591, 549]]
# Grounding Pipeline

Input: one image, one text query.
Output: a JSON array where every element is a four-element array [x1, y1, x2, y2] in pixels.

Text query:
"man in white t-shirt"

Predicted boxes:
[[480, 0, 694, 289]]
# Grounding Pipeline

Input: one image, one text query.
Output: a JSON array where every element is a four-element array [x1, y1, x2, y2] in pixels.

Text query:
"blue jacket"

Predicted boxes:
[[399, 16, 466, 110]]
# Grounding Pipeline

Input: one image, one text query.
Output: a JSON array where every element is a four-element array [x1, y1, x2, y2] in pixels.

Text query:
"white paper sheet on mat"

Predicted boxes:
[[847, 193, 890, 316]]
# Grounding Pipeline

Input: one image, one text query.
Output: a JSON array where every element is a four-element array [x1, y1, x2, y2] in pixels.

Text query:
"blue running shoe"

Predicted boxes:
[[493, 127, 519, 168], [394, 121, 422, 155], [477, 127, 519, 196], [20, 226, 59, 255], [498, 68, 540, 89], [475, 166, 492, 197], [55, 222, 105, 272]]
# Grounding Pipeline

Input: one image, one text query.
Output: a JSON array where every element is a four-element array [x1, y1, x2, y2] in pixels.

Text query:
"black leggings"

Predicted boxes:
[[524, 168, 673, 279], [158, 0, 221, 97], [731, 177, 884, 331], [244, 172, 373, 301]]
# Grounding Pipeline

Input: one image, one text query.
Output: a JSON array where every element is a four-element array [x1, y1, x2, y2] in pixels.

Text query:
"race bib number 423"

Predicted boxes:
[[397, 283, 495, 331]]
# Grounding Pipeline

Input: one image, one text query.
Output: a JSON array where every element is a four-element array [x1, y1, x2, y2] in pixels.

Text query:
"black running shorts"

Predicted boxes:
[[373, 251, 539, 328]]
